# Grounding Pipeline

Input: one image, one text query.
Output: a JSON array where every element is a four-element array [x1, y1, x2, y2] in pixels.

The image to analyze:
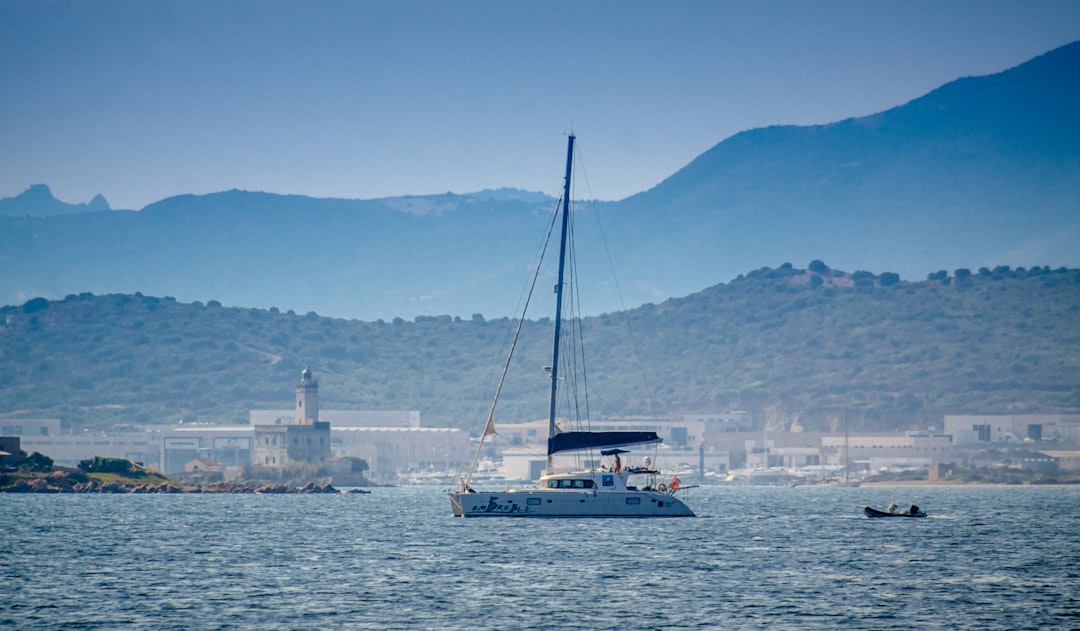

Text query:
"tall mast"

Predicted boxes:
[[547, 134, 575, 469]]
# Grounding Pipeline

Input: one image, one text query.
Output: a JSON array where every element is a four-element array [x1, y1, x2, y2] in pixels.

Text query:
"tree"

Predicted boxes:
[[878, 272, 900, 287], [808, 260, 829, 274], [22, 297, 50, 314], [20, 451, 54, 472], [78, 456, 139, 474], [852, 270, 876, 287]]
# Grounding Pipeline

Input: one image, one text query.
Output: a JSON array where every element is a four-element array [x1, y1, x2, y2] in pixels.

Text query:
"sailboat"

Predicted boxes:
[[449, 135, 695, 517]]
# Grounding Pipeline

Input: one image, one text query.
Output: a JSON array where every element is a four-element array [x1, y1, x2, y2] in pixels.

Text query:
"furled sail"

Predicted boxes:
[[547, 431, 661, 456]]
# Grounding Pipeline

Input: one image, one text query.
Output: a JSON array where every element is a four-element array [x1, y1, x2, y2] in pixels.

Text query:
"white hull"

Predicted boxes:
[[450, 472, 694, 517], [450, 489, 693, 517]]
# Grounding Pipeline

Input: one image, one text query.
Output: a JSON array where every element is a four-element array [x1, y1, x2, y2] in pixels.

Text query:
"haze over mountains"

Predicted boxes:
[[1, 41, 1077, 321]]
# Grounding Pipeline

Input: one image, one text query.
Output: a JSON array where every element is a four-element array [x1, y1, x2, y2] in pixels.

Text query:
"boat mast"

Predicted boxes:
[[547, 134, 575, 471]]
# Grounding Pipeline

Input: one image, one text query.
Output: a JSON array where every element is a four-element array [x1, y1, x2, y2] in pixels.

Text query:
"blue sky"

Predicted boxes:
[[2, 0, 1079, 211]]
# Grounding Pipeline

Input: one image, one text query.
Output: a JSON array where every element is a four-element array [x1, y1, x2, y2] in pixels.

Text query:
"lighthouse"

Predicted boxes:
[[296, 366, 320, 425]]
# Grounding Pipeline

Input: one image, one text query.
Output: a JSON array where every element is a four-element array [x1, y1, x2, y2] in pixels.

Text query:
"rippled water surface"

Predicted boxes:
[[3, 486, 1079, 629]]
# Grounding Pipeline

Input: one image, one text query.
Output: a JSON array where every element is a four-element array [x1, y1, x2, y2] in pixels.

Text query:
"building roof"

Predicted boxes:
[[172, 426, 255, 433], [332, 427, 461, 433], [1038, 450, 1080, 458]]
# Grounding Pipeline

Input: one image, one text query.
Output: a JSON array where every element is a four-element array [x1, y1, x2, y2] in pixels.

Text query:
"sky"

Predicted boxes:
[[2, 0, 1079, 211]]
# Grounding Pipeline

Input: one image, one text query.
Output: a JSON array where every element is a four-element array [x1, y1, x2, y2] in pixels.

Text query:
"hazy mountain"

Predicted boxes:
[[1, 42, 1077, 320], [0, 189, 558, 321], [0, 184, 112, 216], [606, 40, 1080, 303]]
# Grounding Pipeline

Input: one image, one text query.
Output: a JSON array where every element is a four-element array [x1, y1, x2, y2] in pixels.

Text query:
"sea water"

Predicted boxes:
[[2, 485, 1078, 630]]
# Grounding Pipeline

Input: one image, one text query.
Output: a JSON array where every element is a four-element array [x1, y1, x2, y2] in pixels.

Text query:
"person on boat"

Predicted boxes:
[[908, 504, 920, 515], [613, 455, 622, 473], [887, 503, 899, 514]]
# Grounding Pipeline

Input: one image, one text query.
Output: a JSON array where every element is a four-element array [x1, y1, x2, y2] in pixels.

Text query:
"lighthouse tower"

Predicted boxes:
[[296, 367, 319, 425]]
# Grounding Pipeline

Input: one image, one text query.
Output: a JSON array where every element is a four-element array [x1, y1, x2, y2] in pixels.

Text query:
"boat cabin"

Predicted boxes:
[[540, 468, 656, 492]]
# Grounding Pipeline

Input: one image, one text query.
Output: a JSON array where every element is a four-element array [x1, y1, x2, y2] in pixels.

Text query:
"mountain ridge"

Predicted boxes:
[[0, 184, 113, 217], [1, 41, 1077, 320]]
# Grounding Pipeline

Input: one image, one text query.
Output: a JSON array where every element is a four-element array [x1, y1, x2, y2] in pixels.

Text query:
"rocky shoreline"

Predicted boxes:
[[0, 468, 369, 494]]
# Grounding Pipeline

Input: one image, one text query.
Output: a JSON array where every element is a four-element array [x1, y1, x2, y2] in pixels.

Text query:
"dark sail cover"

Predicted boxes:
[[548, 431, 661, 455]]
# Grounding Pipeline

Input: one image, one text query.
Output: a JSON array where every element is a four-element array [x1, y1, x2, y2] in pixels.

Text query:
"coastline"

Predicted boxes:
[[0, 467, 370, 494], [858, 480, 1080, 487]]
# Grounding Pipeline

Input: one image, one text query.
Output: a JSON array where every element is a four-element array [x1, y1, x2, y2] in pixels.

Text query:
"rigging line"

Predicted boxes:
[[575, 140, 657, 419], [570, 151, 593, 430], [462, 197, 562, 487], [490, 429, 549, 458], [572, 142, 593, 202], [566, 210, 593, 432], [563, 162, 592, 433], [468, 193, 563, 432], [588, 200, 661, 419]]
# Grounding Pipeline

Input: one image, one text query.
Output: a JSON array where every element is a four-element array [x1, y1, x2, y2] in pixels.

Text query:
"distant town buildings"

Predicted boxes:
[[5, 398, 1080, 482]]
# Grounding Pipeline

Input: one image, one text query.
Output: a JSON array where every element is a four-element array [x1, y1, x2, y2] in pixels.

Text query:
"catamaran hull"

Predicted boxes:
[[450, 489, 695, 517]]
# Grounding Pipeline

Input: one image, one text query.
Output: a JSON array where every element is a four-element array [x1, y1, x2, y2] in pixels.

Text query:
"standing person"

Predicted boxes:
[[614, 454, 621, 473]]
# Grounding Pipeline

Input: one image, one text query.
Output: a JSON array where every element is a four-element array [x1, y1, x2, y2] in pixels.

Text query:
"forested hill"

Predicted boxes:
[[1, 263, 1077, 433]]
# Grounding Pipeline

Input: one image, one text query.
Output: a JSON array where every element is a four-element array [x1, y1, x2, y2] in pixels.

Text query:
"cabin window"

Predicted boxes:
[[626, 498, 641, 505], [527, 498, 541, 506], [550, 479, 595, 489]]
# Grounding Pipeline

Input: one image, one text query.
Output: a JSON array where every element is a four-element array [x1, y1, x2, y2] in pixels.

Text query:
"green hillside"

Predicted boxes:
[[1, 263, 1077, 433]]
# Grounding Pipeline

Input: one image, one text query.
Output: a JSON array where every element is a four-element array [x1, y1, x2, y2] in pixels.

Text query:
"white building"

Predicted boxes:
[[0, 418, 62, 438], [332, 427, 470, 480], [821, 431, 954, 470], [944, 414, 1080, 446]]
